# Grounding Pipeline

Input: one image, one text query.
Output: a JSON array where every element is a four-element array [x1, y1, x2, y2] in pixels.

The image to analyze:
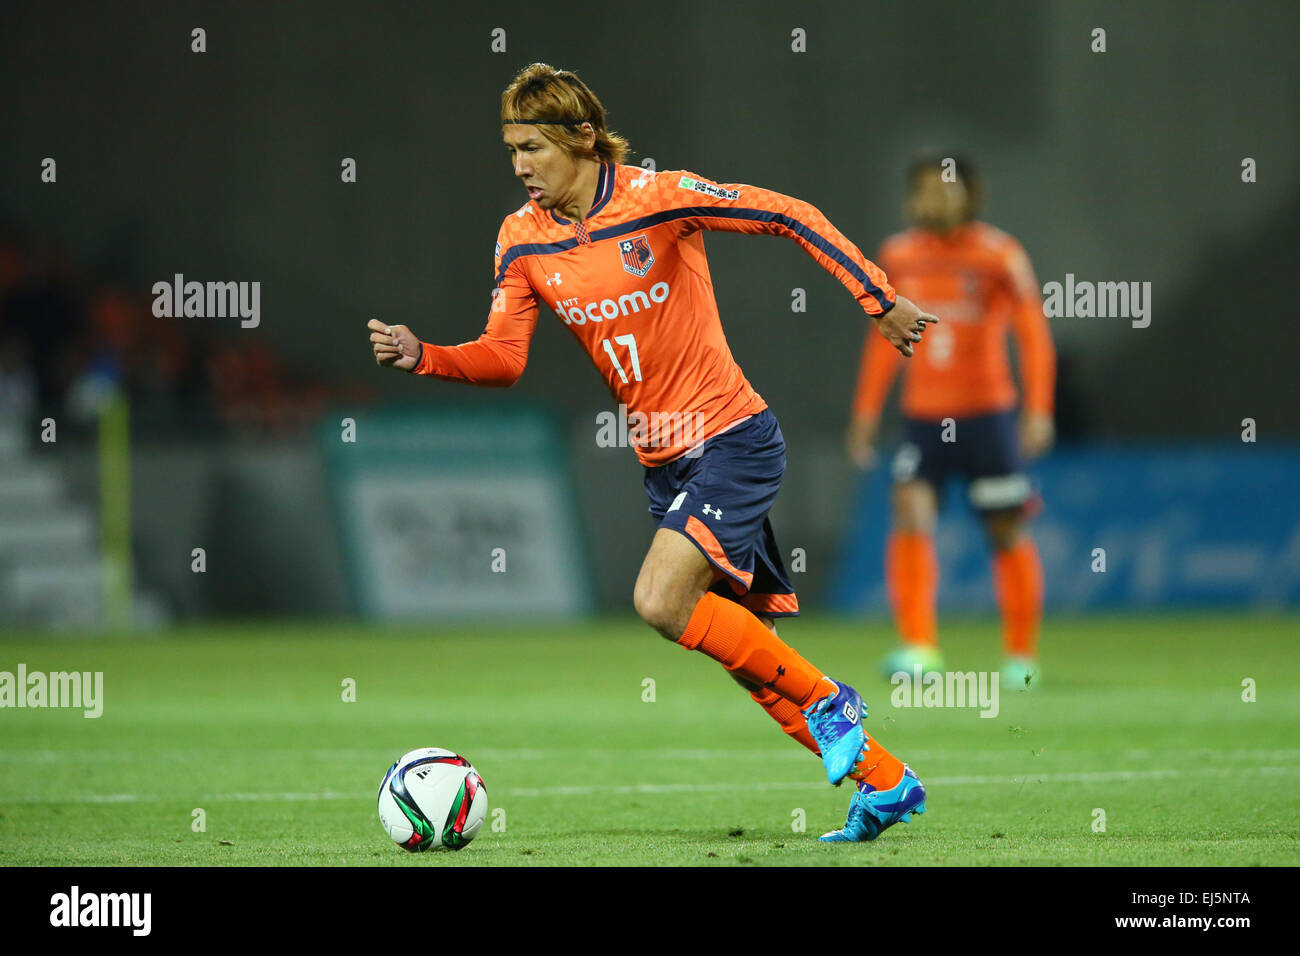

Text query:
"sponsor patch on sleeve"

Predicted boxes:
[[677, 175, 740, 201]]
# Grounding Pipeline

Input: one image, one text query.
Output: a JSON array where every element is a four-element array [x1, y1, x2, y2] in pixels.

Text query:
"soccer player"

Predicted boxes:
[[368, 63, 938, 841], [846, 155, 1055, 687]]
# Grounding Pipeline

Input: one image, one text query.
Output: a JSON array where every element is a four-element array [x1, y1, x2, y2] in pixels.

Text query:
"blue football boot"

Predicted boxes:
[[819, 764, 928, 842], [801, 680, 866, 785]]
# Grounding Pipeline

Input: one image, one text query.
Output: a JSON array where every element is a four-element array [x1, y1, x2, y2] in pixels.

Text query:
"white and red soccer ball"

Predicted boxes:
[[377, 747, 487, 852]]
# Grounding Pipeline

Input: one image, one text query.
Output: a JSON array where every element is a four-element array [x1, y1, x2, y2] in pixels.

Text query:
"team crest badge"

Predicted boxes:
[[619, 234, 654, 277]]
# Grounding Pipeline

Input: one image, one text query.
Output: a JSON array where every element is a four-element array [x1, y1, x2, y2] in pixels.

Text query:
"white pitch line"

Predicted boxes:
[[4, 765, 1299, 805], [500, 766, 1300, 797]]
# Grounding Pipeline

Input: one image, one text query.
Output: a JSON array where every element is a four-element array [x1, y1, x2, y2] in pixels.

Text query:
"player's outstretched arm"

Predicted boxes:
[[659, 170, 937, 356], [368, 318, 421, 371], [876, 295, 938, 359], [1001, 239, 1055, 458], [366, 305, 536, 386]]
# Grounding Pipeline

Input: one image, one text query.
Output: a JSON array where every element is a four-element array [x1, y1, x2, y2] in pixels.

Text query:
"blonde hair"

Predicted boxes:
[[501, 63, 630, 165]]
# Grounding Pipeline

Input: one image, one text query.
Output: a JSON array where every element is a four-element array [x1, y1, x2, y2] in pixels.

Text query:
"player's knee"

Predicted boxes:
[[893, 483, 936, 532], [632, 576, 688, 640]]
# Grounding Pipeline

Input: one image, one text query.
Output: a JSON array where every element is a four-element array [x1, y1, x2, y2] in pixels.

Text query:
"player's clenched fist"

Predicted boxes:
[[368, 318, 421, 372], [875, 295, 939, 358]]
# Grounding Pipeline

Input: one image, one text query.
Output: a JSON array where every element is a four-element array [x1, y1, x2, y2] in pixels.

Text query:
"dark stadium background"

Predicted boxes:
[[1, 0, 1296, 624]]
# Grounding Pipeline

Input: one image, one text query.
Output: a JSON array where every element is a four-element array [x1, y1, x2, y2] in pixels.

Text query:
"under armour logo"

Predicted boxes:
[[761, 664, 786, 691], [702, 504, 723, 519], [630, 169, 655, 189], [545, 272, 563, 286]]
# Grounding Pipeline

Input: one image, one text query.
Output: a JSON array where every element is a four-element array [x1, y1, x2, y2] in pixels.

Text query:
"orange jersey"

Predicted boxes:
[[852, 222, 1055, 422], [416, 162, 896, 465]]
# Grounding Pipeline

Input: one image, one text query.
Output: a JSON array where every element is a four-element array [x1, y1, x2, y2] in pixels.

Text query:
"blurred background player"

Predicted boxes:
[[846, 154, 1056, 688]]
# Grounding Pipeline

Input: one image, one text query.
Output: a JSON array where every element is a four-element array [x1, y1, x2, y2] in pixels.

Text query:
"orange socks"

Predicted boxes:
[[889, 530, 1041, 657], [747, 688, 903, 789], [679, 592, 908, 791], [678, 592, 836, 709], [886, 531, 938, 647], [993, 537, 1043, 656], [851, 733, 905, 790], [749, 687, 821, 755]]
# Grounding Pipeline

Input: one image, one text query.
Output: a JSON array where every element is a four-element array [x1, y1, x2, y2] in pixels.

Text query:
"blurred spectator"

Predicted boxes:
[[0, 223, 372, 438], [1, 240, 86, 419]]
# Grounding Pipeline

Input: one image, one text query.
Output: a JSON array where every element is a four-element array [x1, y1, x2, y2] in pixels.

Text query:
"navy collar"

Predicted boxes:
[[550, 162, 615, 226]]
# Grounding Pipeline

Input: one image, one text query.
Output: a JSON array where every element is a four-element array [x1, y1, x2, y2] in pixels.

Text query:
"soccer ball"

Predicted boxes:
[[377, 747, 488, 852]]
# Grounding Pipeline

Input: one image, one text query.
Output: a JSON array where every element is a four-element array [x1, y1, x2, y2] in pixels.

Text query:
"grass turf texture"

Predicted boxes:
[[1, 613, 1297, 866]]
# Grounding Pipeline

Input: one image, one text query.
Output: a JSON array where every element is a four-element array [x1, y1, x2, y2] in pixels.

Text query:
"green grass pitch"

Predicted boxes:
[[1, 612, 1297, 866]]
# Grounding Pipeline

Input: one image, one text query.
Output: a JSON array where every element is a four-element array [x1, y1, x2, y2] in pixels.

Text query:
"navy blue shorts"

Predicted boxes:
[[891, 409, 1031, 512], [643, 408, 799, 617]]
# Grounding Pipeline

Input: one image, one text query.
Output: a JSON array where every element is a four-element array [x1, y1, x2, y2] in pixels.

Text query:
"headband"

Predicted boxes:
[[502, 119, 588, 126]]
